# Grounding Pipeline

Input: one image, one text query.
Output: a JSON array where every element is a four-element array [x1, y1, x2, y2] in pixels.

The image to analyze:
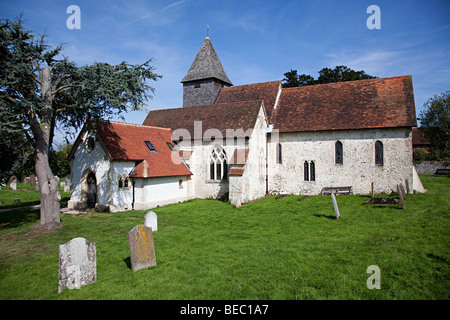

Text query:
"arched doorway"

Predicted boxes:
[[86, 172, 97, 208]]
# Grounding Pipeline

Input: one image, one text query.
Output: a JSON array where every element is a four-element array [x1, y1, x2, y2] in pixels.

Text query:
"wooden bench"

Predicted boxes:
[[435, 168, 450, 175], [320, 186, 353, 195]]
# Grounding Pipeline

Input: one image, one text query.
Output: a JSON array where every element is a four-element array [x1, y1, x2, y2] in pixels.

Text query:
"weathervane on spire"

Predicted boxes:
[[205, 24, 210, 37]]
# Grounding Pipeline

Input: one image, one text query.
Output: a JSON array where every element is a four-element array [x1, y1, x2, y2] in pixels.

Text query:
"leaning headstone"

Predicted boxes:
[[397, 184, 406, 209], [30, 175, 36, 188], [331, 193, 340, 219], [128, 225, 156, 271], [144, 211, 158, 232], [58, 237, 97, 293]]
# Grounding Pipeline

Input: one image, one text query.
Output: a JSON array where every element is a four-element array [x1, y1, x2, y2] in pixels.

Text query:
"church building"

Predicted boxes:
[[68, 36, 424, 211]]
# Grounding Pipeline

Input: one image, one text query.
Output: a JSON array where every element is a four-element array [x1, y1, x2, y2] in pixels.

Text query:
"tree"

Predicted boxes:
[[419, 91, 450, 160], [0, 16, 161, 229], [282, 69, 315, 88], [282, 65, 376, 88], [49, 143, 72, 178], [0, 112, 35, 182]]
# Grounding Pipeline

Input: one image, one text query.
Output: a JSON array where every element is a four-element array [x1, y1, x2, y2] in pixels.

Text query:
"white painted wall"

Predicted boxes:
[[133, 175, 192, 211], [180, 104, 268, 204], [229, 106, 267, 205], [108, 161, 135, 211], [68, 131, 111, 209], [267, 128, 414, 195]]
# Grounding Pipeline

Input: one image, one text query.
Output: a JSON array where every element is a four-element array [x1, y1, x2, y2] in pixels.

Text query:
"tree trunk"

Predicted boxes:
[[32, 67, 62, 229], [35, 149, 62, 229]]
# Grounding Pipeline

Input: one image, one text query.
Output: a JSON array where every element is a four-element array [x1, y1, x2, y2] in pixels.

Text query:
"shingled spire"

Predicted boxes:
[[181, 36, 232, 107]]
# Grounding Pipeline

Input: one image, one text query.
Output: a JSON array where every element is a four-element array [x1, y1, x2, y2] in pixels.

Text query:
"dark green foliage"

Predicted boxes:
[[419, 91, 450, 160], [282, 65, 376, 88], [0, 15, 161, 227], [413, 149, 427, 163], [49, 144, 72, 178], [0, 14, 161, 156]]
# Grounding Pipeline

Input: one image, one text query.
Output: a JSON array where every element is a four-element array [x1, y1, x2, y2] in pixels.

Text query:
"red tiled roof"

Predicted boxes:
[[229, 167, 244, 176], [143, 101, 264, 139], [271, 75, 417, 133], [94, 120, 192, 178], [412, 128, 430, 145], [229, 148, 249, 165], [215, 81, 281, 118]]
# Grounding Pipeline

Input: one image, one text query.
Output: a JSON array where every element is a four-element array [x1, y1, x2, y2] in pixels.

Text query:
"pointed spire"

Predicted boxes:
[[181, 37, 232, 86]]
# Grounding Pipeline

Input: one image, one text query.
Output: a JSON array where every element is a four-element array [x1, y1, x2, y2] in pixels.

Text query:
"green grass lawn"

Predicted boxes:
[[0, 175, 448, 300]]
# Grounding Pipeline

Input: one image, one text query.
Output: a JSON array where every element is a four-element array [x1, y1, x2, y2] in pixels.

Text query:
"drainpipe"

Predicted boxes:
[[132, 178, 135, 210], [265, 125, 273, 194]]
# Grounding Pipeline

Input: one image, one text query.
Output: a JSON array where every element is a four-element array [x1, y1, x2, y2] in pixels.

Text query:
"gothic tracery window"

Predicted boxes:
[[209, 146, 228, 181]]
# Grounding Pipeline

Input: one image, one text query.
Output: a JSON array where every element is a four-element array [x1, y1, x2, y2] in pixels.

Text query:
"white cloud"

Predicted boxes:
[[124, 0, 190, 26], [324, 49, 401, 77]]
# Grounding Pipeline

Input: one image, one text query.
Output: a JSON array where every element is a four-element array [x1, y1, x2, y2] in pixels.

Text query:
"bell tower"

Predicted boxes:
[[181, 36, 233, 107]]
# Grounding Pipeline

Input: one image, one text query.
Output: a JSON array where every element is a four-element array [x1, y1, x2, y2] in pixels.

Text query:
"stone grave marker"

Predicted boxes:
[[128, 225, 156, 271], [60, 181, 66, 189], [30, 175, 36, 188], [64, 185, 70, 193], [23, 177, 30, 185], [13, 198, 20, 203], [58, 237, 97, 293], [9, 176, 17, 191], [144, 211, 158, 232], [397, 184, 406, 209], [331, 193, 340, 219]]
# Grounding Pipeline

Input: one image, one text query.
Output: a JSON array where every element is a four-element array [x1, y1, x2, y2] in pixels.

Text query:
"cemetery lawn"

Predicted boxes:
[[0, 175, 448, 300]]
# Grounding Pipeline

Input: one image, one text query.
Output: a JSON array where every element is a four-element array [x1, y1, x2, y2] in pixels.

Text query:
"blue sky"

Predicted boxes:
[[1, 0, 449, 144]]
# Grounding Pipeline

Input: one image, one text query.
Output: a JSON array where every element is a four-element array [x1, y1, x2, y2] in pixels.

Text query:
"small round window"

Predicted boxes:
[[86, 137, 95, 152]]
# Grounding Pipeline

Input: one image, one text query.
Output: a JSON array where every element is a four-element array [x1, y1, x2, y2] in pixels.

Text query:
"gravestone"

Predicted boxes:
[[397, 184, 406, 209], [23, 177, 30, 185], [60, 181, 66, 189], [331, 193, 340, 219], [9, 176, 17, 191], [58, 237, 97, 293], [64, 185, 70, 193], [144, 211, 158, 232], [30, 175, 36, 188], [128, 225, 156, 271]]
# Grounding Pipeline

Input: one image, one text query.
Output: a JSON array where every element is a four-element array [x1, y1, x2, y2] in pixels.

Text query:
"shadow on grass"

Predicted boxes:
[[123, 257, 132, 270], [313, 213, 337, 220], [0, 196, 70, 230], [0, 208, 40, 230]]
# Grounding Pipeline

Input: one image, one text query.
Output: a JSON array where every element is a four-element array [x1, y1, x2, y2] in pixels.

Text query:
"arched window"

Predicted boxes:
[[304, 161, 316, 181], [310, 161, 315, 181], [304, 161, 309, 181], [276, 143, 282, 164], [124, 177, 129, 188], [118, 176, 123, 188], [209, 146, 228, 181], [335, 141, 343, 164], [375, 140, 383, 165]]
